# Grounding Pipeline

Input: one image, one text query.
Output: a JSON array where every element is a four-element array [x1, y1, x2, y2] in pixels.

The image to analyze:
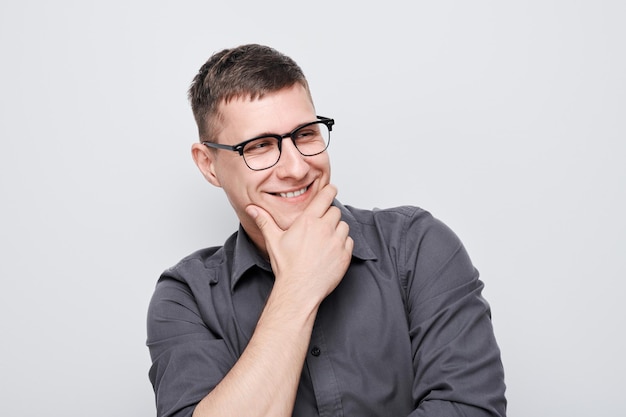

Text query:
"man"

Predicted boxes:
[[147, 44, 507, 417]]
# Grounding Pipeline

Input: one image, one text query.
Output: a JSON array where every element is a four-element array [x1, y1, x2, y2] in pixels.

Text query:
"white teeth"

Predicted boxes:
[[279, 186, 307, 198]]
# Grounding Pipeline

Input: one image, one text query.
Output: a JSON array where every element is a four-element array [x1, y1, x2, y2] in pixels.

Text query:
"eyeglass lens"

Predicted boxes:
[[242, 121, 330, 170]]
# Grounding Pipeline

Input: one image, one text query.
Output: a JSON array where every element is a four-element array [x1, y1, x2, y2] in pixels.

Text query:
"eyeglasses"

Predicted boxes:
[[202, 116, 334, 171]]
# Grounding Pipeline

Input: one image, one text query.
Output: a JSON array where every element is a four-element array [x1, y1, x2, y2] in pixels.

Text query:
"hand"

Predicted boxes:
[[245, 184, 354, 307]]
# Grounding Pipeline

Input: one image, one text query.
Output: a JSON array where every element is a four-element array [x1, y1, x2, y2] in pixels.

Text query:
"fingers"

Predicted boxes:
[[336, 218, 353, 248], [245, 183, 342, 244], [304, 184, 338, 218], [246, 204, 281, 239], [245, 183, 353, 306]]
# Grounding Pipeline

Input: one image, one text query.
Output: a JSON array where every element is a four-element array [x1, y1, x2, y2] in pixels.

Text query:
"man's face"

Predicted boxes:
[[197, 84, 331, 244]]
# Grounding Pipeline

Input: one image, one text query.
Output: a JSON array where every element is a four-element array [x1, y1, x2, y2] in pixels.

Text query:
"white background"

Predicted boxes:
[[1, 1, 624, 416]]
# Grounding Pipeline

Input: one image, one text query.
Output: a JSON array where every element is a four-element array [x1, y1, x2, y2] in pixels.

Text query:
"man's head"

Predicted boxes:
[[188, 44, 312, 143], [189, 44, 332, 253]]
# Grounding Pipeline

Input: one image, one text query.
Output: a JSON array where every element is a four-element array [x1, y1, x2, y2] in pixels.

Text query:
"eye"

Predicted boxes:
[[294, 127, 320, 141], [243, 137, 278, 155], [252, 140, 272, 148]]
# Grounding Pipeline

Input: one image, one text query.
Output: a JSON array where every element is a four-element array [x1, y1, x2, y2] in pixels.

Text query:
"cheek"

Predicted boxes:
[[221, 171, 268, 205], [315, 153, 331, 171], [312, 156, 331, 182]]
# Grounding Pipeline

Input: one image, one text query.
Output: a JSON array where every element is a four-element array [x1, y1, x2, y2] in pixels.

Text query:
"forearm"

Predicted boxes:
[[192, 286, 319, 417]]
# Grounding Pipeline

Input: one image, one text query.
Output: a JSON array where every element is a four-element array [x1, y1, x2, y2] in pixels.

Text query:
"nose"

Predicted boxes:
[[274, 137, 309, 178]]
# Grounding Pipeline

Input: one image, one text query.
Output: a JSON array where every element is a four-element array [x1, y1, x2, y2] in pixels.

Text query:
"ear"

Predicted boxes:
[[191, 142, 222, 187]]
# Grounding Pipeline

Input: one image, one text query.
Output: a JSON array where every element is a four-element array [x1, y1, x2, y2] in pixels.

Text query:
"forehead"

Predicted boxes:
[[217, 84, 316, 141]]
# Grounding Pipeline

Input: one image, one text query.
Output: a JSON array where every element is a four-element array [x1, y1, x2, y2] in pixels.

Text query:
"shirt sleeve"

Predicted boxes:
[[400, 210, 507, 417], [146, 271, 235, 417]]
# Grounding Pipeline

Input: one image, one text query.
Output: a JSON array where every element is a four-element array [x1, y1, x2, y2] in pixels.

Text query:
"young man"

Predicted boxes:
[[147, 44, 507, 417]]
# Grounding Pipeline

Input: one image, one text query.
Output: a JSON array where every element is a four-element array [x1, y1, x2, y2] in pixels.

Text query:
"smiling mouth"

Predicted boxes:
[[275, 185, 309, 198]]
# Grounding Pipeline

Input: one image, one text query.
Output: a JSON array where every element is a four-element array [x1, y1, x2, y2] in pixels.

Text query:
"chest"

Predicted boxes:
[[229, 260, 415, 415]]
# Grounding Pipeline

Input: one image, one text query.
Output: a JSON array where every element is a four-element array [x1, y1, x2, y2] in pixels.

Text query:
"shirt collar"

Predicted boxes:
[[230, 225, 272, 291], [229, 199, 377, 291], [334, 199, 377, 261]]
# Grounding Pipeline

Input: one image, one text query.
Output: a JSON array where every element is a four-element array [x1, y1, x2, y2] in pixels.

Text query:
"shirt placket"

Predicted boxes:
[[306, 319, 344, 417]]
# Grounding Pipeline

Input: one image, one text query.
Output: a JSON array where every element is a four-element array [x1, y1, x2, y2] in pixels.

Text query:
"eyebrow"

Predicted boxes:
[[247, 119, 315, 140]]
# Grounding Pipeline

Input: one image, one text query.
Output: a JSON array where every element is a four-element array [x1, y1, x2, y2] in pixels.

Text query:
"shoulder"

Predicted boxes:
[[164, 246, 224, 282], [147, 233, 238, 327], [343, 203, 433, 225], [342, 203, 447, 240], [340, 202, 465, 265], [156, 231, 237, 291], [342, 203, 424, 219]]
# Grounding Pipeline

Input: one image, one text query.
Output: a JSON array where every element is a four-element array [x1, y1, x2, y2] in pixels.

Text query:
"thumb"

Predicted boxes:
[[246, 205, 282, 240]]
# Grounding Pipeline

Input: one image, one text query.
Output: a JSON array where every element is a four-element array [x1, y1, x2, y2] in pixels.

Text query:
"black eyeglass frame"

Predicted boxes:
[[202, 115, 334, 171]]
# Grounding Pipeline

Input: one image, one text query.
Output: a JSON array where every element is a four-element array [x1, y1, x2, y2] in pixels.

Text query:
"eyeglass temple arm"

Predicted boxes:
[[202, 141, 243, 154]]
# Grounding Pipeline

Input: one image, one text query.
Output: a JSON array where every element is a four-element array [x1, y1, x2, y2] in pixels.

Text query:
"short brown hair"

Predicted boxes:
[[188, 44, 311, 142]]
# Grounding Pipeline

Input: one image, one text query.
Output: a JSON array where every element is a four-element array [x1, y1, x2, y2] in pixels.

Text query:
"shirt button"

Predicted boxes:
[[310, 346, 321, 357]]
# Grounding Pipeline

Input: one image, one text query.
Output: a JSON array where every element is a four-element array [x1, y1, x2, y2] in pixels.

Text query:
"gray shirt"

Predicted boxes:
[[147, 201, 507, 417]]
